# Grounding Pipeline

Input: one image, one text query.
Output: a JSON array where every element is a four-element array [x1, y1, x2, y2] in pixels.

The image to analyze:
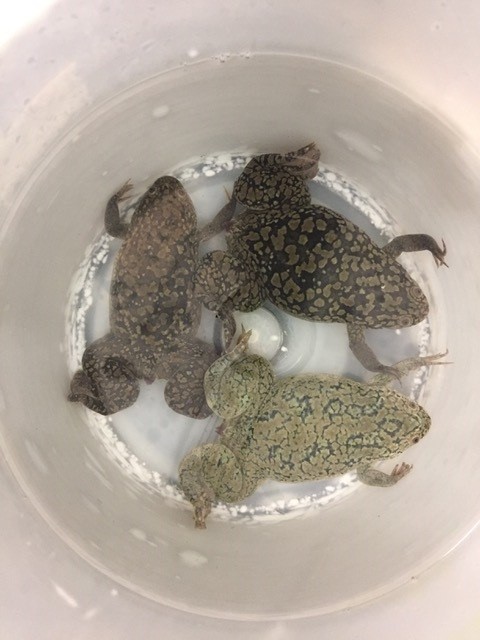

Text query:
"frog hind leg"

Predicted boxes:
[[383, 234, 448, 267], [203, 331, 252, 418], [68, 365, 139, 416], [69, 334, 140, 414], [104, 180, 134, 238], [194, 251, 242, 311], [219, 277, 266, 349], [346, 323, 400, 376], [68, 370, 109, 415], [163, 341, 218, 419], [357, 462, 413, 487], [178, 446, 217, 529], [93, 354, 140, 413], [216, 286, 265, 350], [368, 351, 449, 387]]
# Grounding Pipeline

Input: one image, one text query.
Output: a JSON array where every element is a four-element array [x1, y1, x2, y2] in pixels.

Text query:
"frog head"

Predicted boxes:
[[343, 392, 431, 466], [135, 176, 197, 241], [395, 400, 432, 449], [139, 175, 183, 202], [231, 143, 320, 211], [402, 280, 431, 326], [363, 274, 430, 329], [376, 397, 431, 459], [179, 444, 244, 529]]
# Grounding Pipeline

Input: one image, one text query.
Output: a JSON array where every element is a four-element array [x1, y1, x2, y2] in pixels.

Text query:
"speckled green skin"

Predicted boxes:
[[179, 333, 444, 528], [68, 177, 216, 418], [195, 146, 447, 372]]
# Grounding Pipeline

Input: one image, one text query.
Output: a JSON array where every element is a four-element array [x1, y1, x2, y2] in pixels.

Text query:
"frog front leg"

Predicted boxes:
[[198, 192, 236, 242], [104, 181, 134, 239], [383, 234, 447, 267], [357, 462, 413, 487]]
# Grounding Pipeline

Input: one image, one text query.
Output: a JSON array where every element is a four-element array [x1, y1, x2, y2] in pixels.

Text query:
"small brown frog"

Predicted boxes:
[[68, 177, 216, 418]]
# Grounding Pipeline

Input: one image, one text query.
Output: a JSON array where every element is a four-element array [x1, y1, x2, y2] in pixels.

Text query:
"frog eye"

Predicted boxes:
[[412, 435, 420, 444]]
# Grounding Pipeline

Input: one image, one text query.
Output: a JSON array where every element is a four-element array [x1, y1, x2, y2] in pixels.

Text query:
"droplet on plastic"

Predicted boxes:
[[152, 105, 170, 119]]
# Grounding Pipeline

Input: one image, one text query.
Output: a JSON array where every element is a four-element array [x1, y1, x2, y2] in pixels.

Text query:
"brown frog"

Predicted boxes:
[[68, 176, 216, 418]]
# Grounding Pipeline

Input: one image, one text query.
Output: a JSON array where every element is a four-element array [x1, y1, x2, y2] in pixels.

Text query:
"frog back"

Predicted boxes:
[[248, 374, 430, 482], [111, 179, 201, 342], [234, 167, 311, 213], [229, 204, 428, 329]]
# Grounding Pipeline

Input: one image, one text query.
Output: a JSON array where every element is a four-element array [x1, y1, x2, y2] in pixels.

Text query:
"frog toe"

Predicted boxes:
[[115, 180, 134, 202], [433, 238, 448, 268], [390, 462, 413, 480]]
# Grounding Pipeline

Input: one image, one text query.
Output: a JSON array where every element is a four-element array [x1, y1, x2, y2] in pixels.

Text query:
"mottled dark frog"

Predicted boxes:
[[198, 142, 320, 241], [195, 146, 447, 373]]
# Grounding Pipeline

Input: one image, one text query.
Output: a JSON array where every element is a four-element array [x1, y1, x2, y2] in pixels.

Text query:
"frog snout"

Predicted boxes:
[[413, 409, 431, 443], [406, 284, 430, 323]]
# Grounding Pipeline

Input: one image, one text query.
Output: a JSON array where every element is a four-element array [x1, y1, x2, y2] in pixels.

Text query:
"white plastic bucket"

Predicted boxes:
[[2, 1, 480, 638]]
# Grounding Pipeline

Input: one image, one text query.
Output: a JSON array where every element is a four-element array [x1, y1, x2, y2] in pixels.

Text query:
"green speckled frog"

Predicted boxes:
[[179, 331, 445, 528], [195, 145, 447, 373], [68, 176, 216, 419]]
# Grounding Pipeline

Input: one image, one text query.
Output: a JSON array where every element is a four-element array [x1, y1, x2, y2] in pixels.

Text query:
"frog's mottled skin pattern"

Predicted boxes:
[[232, 142, 320, 212], [179, 334, 442, 528], [195, 144, 447, 371], [198, 143, 321, 242], [68, 177, 216, 418], [226, 204, 429, 327], [238, 375, 427, 482], [110, 178, 201, 344]]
